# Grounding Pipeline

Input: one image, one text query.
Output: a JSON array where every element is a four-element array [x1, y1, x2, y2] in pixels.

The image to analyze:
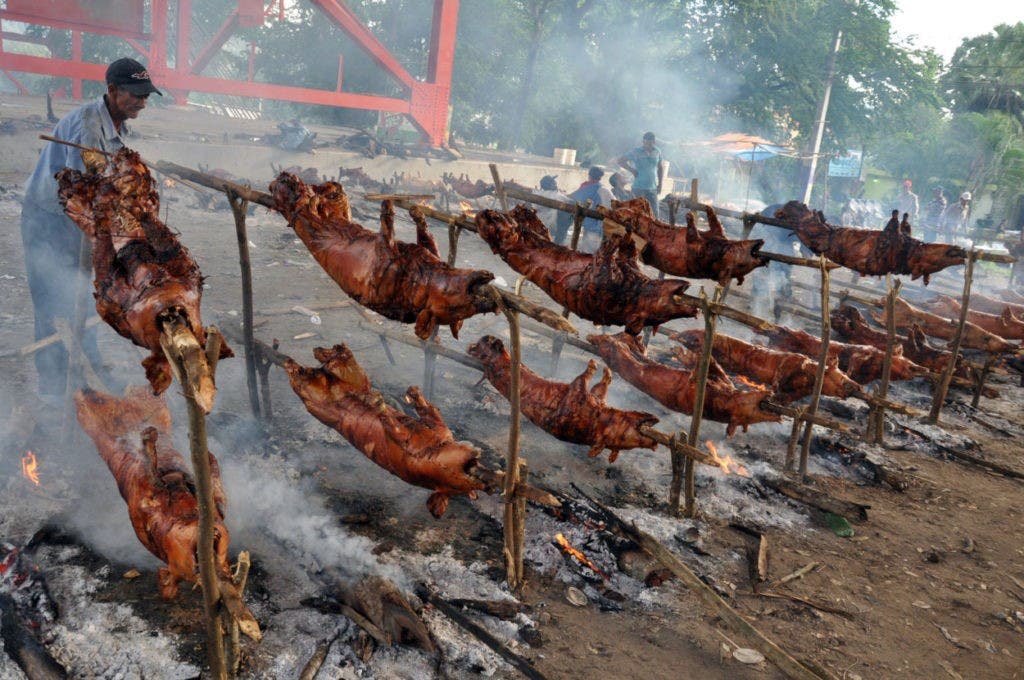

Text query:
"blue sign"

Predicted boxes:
[[828, 150, 863, 178]]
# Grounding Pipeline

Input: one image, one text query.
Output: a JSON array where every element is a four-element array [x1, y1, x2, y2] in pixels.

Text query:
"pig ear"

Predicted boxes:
[[826, 355, 839, 370], [892, 344, 904, 356]]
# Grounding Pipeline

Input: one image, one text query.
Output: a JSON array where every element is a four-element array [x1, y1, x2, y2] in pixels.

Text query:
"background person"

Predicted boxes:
[[535, 174, 572, 243], [21, 57, 161, 401], [894, 179, 919, 224], [568, 166, 613, 252], [617, 131, 665, 219], [922, 186, 947, 243]]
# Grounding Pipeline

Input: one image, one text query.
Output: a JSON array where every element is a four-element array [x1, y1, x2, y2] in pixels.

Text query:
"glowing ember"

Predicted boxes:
[[163, 178, 175, 188], [458, 200, 476, 217], [736, 374, 768, 391], [706, 440, 749, 477], [21, 451, 40, 486], [554, 533, 609, 580]]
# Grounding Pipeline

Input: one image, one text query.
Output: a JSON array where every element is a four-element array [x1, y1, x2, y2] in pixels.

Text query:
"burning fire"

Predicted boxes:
[[554, 533, 609, 580], [736, 374, 768, 391], [458, 200, 476, 218], [163, 178, 175, 188], [21, 451, 40, 486], [706, 440, 749, 477]]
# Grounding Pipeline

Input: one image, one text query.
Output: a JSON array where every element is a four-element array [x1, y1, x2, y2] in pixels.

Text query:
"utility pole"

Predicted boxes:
[[801, 29, 843, 206]]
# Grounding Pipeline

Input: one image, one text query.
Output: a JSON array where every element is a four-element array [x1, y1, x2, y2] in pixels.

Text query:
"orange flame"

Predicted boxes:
[[706, 440, 750, 477], [21, 451, 40, 486], [554, 533, 609, 580], [458, 200, 477, 218], [163, 178, 175, 188], [736, 374, 768, 391]]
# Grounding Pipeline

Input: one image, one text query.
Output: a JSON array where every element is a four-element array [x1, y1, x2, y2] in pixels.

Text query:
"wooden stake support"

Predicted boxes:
[[227, 190, 261, 420], [489, 163, 509, 211], [927, 251, 978, 423], [680, 287, 721, 517], [787, 258, 832, 479], [867, 276, 900, 444], [159, 318, 227, 679]]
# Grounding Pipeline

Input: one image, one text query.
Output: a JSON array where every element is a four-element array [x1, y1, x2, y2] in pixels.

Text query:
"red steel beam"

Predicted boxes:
[[189, 10, 240, 75], [0, 0, 459, 146], [309, 0, 415, 89]]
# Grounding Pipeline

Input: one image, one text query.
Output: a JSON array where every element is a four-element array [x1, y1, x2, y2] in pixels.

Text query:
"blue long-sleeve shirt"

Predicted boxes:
[[24, 95, 124, 214]]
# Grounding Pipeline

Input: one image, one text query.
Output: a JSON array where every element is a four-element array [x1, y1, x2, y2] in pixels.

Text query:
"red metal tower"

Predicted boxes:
[[0, 0, 459, 146]]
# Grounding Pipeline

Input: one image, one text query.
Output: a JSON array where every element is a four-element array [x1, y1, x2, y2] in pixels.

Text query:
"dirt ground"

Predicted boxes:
[[1, 94, 1023, 680]]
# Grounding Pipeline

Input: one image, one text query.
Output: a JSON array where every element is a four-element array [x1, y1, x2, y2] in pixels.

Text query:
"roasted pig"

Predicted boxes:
[[920, 293, 1024, 341], [831, 305, 964, 376], [271, 173, 495, 339], [587, 332, 779, 435], [606, 200, 766, 284], [763, 325, 931, 383], [671, 330, 862, 403], [284, 345, 486, 518], [870, 297, 1017, 353], [475, 206, 697, 333], [467, 335, 658, 461], [775, 203, 965, 284], [58, 149, 232, 397], [966, 291, 1024, 318], [75, 386, 230, 600], [442, 172, 493, 199]]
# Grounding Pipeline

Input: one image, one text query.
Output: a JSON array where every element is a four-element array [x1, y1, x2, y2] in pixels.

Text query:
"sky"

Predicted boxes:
[[890, 0, 1023, 61]]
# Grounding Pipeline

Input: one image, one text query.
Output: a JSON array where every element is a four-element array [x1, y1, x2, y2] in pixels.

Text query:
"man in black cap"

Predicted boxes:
[[21, 57, 162, 401]]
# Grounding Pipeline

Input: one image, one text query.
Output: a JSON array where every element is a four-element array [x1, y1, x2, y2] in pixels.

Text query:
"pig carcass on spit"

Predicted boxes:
[[830, 304, 968, 377], [870, 297, 1017, 354], [74, 386, 230, 600], [284, 345, 488, 518], [57, 149, 232, 398], [775, 202, 965, 284], [919, 293, 1024, 341], [467, 335, 659, 462], [671, 329, 862, 403], [270, 173, 495, 339], [475, 206, 697, 333], [762, 324, 931, 383], [587, 332, 780, 435], [606, 199, 767, 285]]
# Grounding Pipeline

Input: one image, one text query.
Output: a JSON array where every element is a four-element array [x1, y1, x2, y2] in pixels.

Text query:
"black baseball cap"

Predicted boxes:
[[106, 58, 162, 96]]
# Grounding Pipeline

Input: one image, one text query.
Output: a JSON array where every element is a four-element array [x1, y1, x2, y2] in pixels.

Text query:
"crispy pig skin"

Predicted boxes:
[[284, 345, 485, 518], [270, 173, 494, 339], [775, 202, 965, 284], [607, 201, 766, 285], [475, 206, 697, 333], [870, 297, 1018, 353], [57, 149, 232, 395], [587, 332, 779, 436], [763, 324, 930, 383], [467, 335, 658, 462], [74, 386, 230, 600], [671, 330, 861, 403]]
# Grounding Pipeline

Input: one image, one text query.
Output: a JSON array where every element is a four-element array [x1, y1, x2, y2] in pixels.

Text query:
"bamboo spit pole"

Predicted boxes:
[[928, 250, 979, 423], [504, 186, 831, 270], [517, 315, 857, 435], [159, 318, 228, 680], [677, 196, 1016, 265], [683, 288, 721, 517], [354, 318, 723, 468], [868, 277, 900, 445], [226, 190, 261, 419], [970, 355, 998, 409], [142, 168, 576, 338]]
